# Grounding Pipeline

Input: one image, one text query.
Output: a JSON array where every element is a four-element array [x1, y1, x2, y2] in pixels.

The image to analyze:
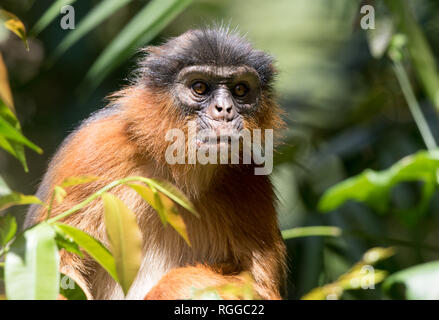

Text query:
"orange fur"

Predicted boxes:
[[26, 79, 286, 300], [145, 265, 266, 300]]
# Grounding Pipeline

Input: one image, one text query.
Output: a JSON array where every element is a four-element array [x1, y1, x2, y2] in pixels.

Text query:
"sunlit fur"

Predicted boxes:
[[145, 265, 265, 300], [25, 28, 286, 300]]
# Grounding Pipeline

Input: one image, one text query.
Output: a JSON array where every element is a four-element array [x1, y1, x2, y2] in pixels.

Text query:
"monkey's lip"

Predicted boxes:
[[195, 133, 241, 149], [197, 132, 241, 144]]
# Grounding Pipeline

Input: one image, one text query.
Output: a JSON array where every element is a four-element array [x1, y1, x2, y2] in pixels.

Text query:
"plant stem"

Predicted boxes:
[[282, 226, 342, 239], [47, 177, 134, 224], [392, 59, 437, 150], [47, 175, 197, 224]]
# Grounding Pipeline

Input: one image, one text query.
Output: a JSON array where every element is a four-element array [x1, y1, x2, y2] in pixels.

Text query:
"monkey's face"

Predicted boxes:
[[174, 65, 261, 148], [135, 28, 283, 164]]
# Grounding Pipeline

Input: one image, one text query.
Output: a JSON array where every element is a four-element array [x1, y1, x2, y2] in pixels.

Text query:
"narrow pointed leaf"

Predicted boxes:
[[126, 183, 167, 226], [0, 115, 42, 154], [127, 183, 191, 245], [0, 192, 43, 211], [102, 193, 142, 295], [146, 178, 199, 217], [0, 55, 31, 171], [0, 9, 28, 50], [55, 223, 118, 281], [53, 226, 83, 258], [60, 175, 99, 188], [53, 0, 133, 59], [0, 214, 17, 247], [83, 0, 192, 91]]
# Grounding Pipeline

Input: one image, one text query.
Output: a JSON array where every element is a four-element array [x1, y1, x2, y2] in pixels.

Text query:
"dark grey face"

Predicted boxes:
[[174, 65, 261, 135]]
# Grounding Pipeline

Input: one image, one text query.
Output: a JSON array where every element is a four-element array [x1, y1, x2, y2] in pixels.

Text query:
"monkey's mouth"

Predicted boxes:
[[195, 127, 242, 148], [195, 134, 239, 149]]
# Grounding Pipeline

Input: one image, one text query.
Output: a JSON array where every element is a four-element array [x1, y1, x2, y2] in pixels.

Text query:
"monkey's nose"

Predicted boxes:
[[209, 102, 235, 122]]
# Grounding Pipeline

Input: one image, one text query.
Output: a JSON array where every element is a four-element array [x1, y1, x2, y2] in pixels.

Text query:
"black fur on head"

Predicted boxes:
[[137, 27, 276, 91]]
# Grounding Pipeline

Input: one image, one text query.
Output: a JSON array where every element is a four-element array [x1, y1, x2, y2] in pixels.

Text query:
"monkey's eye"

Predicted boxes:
[[191, 81, 208, 95], [233, 83, 248, 97]]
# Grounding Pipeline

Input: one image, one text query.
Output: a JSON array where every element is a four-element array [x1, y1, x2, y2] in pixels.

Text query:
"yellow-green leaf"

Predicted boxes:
[[102, 193, 142, 295], [126, 183, 167, 226], [55, 223, 118, 281], [127, 183, 191, 246], [146, 178, 199, 217], [60, 175, 99, 188], [0, 214, 17, 246], [0, 9, 29, 51], [0, 192, 43, 211]]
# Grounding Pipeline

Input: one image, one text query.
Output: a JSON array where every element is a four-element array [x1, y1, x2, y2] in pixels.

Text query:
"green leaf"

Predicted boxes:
[[0, 9, 29, 51], [127, 183, 191, 245], [0, 115, 42, 154], [83, 0, 192, 92], [126, 183, 167, 226], [52, 0, 133, 60], [31, 0, 77, 36], [102, 193, 142, 295], [53, 225, 83, 258], [59, 272, 87, 300], [383, 261, 439, 300], [0, 214, 17, 247], [385, 0, 439, 111], [59, 175, 99, 188], [0, 55, 34, 171], [55, 223, 118, 282], [302, 247, 393, 300], [282, 226, 342, 240], [145, 178, 199, 217], [0, 192, 43, 211], [5, 223, 60, 300], [319, 150, 439, 215]]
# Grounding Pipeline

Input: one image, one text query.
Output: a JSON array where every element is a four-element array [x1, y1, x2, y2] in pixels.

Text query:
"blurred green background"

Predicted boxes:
[[1, 0, 439, 299]]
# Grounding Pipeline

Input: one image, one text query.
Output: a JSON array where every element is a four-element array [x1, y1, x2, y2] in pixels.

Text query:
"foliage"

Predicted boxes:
[[383, 261, 439, 299], [302, 247, 394, 300], [319, 150, 439, 225], [1, 0, 439, 300]]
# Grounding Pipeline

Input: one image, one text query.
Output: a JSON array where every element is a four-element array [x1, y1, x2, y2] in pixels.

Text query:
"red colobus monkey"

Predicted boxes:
[[25, 27, 287, 300]]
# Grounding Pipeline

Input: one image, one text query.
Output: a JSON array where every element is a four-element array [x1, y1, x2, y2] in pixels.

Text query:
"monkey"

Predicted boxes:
[[145, 265, 264, 300], [24, 27, 287, 300]]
